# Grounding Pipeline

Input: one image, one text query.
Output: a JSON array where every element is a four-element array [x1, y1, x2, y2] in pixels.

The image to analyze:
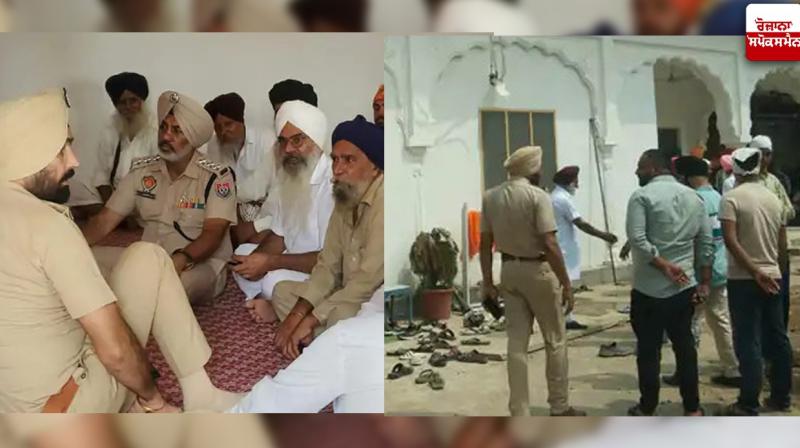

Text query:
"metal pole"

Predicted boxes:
[[589, 118, 618, 285]]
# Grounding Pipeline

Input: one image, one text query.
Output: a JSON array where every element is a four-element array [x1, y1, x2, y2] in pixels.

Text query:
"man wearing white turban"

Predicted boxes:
[[479, 145, 584, 417], [230, 100, 335, 324], [718, 147, 793, 416], [0, 89, 241, 413], [83, 90, 239, 305]]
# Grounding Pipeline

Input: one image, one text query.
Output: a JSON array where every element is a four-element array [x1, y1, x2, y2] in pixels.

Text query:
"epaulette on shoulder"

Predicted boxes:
[[196, 158, 229, 176], [130, 155, 161, 171]]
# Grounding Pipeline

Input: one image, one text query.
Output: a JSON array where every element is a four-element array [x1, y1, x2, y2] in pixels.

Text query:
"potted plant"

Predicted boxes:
[[409, 227, 459, 320]]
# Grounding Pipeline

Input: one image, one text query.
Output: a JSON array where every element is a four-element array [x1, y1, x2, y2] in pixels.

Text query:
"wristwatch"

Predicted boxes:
[[172, 248, 196, 270]]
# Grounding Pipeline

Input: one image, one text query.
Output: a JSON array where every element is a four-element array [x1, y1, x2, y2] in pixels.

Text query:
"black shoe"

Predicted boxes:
[[550, 407, 587, 416], [662, 373, 679, 387], [762, 398, 792, 413], [716, 403, 758, 416], [566, 320, 589, 330], [627, 404, 655, 416], [711, 375, 741, 388]]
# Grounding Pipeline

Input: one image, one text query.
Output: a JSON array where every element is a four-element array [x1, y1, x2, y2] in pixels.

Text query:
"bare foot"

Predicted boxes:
[[249, 297, 277, 323]]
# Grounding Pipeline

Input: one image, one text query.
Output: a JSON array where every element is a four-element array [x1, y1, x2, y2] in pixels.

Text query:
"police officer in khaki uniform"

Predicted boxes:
[[0, 89, 241, 413], [270, 116, 384, 360], [84, 90, 238, 304], [480, 145, 584, 417]]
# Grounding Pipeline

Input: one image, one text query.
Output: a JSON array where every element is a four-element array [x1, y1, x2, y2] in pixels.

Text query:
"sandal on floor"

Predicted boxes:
[[414, 343, 436, 353], [438, 328, 456, 341], [433, 339, 454, 350], [400, 351, 425, 366], [489, 318, 506, 332], [429, 352, 448, 367], [461, 337, 490, 346], [387, 363, 414, 380], [386, 348, 411, 357], [415, 368, 436, 384], [429, 371, 445, 390], [456, 350, 488, 364]]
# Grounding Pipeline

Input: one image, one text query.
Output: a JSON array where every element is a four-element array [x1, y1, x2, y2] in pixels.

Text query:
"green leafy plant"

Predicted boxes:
[[409, 227, 459, 290]]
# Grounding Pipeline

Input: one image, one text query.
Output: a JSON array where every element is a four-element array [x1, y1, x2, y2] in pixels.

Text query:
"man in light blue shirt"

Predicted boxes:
[[625, 149, 713, 416]]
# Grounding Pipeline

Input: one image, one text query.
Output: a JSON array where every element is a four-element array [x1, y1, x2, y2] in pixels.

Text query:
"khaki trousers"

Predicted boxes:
[[500, 260, 569, 416], [69, 242, 213, 412], [692, 285, 739, 377], [92, 246, 226, 304], [272, 281, 362, 331]]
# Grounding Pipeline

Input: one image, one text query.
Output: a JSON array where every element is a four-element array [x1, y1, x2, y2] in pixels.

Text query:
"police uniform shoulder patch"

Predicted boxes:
[[130, 155, 162, 171]]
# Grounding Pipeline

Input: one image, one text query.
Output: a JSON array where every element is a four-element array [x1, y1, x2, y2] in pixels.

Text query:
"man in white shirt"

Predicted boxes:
[[94, 72, 159, 208], [231, 78, 319, 246], [231, 100, 334, 323], [228, 286, 383, 413], [203, 92, 276, 225], [550, 166, 618, 330]]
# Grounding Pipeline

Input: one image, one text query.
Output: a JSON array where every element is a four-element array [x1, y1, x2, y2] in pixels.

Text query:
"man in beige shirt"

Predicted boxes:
[[83, 90, 238, 304], [0, 89, 240, 413], [270, 115, 384, 360], [480, 145, 583, 417]]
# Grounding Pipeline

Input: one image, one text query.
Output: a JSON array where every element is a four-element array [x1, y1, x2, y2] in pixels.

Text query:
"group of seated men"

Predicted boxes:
[[0, 71, 385, 413]]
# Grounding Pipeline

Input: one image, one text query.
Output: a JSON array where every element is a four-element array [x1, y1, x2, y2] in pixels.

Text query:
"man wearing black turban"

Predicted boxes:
[[71, 72, 158, 222], [268, 79, 318, 112]]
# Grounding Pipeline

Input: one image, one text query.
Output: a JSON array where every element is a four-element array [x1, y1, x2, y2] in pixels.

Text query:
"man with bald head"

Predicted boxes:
[[0, 89, 240, 413], [272, 115, 384, 359], [480, 145, 583, 417], [84, 90, 238, 305], [231, 100, 335, 324]]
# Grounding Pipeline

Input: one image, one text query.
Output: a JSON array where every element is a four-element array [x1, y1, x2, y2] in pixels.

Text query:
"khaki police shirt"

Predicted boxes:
[[0, 183, 116, 412], [106, 151, 238, 276], [302, 175, 384, 325], [481, 177, 558, 258]]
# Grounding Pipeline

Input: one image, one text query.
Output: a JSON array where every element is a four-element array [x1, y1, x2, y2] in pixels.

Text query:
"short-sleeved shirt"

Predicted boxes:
[[201, 126, 276, 204], [0, 183, 116, 412], [481, 177, 557, 258], [107, 151, 238, 275], [720, 181, 783, 280], [695, 185, 728, 287], [551, 185, 582, 281]]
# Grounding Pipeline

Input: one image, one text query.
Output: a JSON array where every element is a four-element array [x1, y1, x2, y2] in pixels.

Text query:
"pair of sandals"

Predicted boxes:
[[387, 362, 414, 380], [415, 369, 445, 390], [461, 337, 490, 346], [456, 349, 505, 364]]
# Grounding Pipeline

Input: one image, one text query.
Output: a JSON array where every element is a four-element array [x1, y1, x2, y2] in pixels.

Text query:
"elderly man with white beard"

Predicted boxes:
[[231, 100, 335, 323]]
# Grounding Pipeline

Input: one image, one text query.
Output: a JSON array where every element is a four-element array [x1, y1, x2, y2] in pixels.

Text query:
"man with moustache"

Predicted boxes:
[[270, 115, 383, 359], [83, 90, 238, 305], [231, 100, 335, 323], [203, 92, 276, 227], [0, 89, 242, 413], [230, 78, 319, 246]]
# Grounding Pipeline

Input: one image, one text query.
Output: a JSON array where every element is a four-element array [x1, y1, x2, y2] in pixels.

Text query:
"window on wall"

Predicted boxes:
[[479, 110, 558, 191]]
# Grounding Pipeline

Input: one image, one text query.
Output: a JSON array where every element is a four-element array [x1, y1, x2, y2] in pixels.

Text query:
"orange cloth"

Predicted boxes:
[[671, 0, 704, 23], [468, 210, 481, 258]]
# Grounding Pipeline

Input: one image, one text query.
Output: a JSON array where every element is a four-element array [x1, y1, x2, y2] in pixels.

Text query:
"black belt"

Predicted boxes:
[[501, 253, 546, 263]]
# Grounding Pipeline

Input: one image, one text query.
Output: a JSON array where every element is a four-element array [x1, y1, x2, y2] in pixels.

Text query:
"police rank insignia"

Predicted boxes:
[[136, 175, 158, 199], [215, 182, 232, 199]]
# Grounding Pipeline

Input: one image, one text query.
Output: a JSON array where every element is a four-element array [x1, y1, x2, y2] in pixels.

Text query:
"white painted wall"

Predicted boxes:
[[655, 77, 714, 152], [0, 33, 383, 194], [386, 35, 796, 289]]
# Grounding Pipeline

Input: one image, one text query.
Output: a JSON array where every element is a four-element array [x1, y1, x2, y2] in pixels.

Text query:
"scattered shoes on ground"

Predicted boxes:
[[598, 342, 635, 358], [415, 369, 445, 390], [566, 320, 589, 330], [551, 406, 588, 417], [387, 363, 414, 380], [461, 337, 490, 346], [429, 352, 449, 368], [400, 351, 426, 366]]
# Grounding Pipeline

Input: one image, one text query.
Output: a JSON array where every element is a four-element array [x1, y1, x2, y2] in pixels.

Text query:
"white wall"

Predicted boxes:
[[386, 35, 796, 289], [0, 33, 383, 190], [655, 77, 714, 152]]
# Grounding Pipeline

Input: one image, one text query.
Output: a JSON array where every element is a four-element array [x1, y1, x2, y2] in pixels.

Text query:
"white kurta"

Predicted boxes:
[[228, 287, 384, 414], [201, 126, 276, 204], [233, 155, 335, 300], [551, 185, 582, 281], [93, 115, 158, 189]]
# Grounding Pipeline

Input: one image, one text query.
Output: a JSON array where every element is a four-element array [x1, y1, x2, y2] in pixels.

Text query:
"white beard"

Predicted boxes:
[[113, 107, 152, 140], [276, 151, 320, 234]]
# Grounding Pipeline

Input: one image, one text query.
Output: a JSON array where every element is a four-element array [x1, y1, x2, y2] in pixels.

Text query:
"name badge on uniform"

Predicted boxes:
[[135, 176, 158, 200]]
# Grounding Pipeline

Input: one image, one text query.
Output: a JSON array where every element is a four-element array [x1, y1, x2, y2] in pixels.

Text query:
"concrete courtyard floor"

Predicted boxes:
[[386, 276, 800, 416]]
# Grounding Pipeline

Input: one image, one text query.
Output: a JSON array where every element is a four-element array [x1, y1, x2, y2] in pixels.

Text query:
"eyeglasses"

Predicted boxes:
[[278, 133, 308, 149]]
